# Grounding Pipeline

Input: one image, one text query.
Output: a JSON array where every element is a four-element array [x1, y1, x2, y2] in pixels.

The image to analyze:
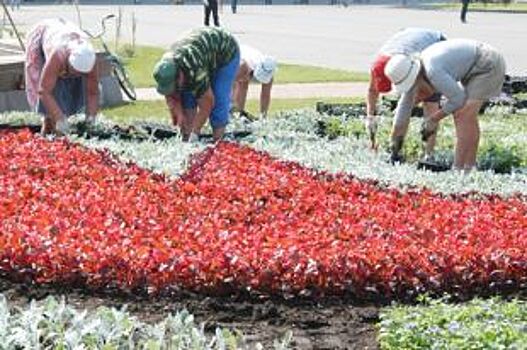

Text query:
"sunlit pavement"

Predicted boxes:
[[8, 4, 527, 73]]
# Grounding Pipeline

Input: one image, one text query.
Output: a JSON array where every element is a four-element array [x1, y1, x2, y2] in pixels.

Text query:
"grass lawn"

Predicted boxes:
[[119, 46, 165, 90], [274, 64, 369, 84], [432, 1, 527, 11], [119, 46, 368, 88], [102, 97, 361, 124]]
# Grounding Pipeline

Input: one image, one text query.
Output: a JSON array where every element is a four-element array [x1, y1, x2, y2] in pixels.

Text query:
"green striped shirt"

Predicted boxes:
[[171, 27, 239, 98]]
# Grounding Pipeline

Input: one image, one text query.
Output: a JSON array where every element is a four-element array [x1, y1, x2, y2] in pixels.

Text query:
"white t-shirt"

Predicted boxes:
[[241, 44, 265, 72], [41, 19, 87, 58]]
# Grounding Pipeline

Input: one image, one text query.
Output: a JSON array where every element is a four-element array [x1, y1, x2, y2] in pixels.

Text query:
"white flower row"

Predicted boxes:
[[2, 111, 526, 196], [74, 135, 205, 177], [244, 110, 527, 196]]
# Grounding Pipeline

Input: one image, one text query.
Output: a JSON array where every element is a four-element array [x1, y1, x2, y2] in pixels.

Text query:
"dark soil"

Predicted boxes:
[[0, 278, 379, 349]]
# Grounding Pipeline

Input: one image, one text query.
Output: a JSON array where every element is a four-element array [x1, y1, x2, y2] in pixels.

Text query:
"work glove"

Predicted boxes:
[[389, 136, 405, 164], [363, 115, 379, 150], [363, 115, 378, 135], [420, 118, 439, 142], [389, 153, 405, 164], [188, 132, 200, 143]]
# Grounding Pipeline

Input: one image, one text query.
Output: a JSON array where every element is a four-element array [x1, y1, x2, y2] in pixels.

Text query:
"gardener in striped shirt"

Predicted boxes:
[[384, 39, 506, 171], [367, 27, 446, 158], [153, 27, 240, 141]]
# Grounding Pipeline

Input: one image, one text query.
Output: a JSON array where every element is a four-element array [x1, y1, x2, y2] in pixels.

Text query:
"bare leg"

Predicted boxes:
[[452, 100, 484, 170]]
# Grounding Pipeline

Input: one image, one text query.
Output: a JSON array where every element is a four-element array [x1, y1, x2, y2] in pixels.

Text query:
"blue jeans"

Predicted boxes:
[[182, 50, 240, 129]]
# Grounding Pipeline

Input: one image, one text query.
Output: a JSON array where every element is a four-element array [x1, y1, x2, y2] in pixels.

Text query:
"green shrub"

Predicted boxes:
[[478, 143, 524, 173], [379, 296, 527, 350]]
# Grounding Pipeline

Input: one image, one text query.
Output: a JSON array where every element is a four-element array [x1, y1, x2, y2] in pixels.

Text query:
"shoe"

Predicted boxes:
[[389, 153, 405, 165]]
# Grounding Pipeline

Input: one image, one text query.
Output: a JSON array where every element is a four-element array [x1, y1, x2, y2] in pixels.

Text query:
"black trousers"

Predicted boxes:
[[204, 0, 220, 27], [460, 0, 469, 22]]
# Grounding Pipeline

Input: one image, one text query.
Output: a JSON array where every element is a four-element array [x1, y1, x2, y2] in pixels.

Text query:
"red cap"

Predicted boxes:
[[371, 55, 392, 93]]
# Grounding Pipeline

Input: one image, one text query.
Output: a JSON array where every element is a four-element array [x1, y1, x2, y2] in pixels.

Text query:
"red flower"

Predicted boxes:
[[1, 130, 526, 298]]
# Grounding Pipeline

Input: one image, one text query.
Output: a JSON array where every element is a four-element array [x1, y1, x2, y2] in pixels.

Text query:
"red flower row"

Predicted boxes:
[[1, 130, 526, 298]]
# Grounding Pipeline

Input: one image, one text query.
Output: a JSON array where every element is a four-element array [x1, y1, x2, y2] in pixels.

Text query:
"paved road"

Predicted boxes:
[[7, 4, 527, 73]]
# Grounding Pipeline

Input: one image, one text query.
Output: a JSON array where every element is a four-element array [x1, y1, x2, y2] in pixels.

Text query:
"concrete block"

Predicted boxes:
[[0, 90, 30, 113], [100, 75, 125, 107]]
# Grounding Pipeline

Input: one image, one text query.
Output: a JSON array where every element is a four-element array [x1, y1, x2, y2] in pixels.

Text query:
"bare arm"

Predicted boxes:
[[233, 62, 251, 111], [38, 52, 64, 123], [390, 89, 417, 159], [165, 94, 185, 127], [366, 78, 379, 116], [428, 68, 467, 115]]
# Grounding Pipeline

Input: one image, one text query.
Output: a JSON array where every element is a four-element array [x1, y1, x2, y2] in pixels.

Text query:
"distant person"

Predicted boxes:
[[204, 0, 220, 27], [24, 18, 99, 135], [153, 27, 240, 141], [232, 45, 277, 119], [9, 0, 21, 10], [385, 39, 506, 171], [460, 0, 470, 23], [366, 27, 446, 160], [231, 0, 237, 13]]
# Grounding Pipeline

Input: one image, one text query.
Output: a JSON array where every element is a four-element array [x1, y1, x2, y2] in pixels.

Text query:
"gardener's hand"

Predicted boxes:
[[363, 115, 378, 134], [420, 118, 439, 142], [363, 115, 379, 149], [390, 136, 404, 163], [188, 132, 200, 143]]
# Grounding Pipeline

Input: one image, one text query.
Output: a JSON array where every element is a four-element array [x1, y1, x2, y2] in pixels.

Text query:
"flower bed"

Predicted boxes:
[[66, 112, 527, 197], [2, 111, 527, 196], [1, 129, 526, 299]]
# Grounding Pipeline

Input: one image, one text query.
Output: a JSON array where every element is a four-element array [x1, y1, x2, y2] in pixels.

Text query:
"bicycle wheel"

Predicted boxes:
[[111, 58, 137, 101]]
